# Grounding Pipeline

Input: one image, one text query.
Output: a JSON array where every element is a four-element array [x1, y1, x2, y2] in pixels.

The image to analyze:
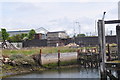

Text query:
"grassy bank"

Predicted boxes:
[[1, 46, 98, 78], [2, 47, 77, 56]]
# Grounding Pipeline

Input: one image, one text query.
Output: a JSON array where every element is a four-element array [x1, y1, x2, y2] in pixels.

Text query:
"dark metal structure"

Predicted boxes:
[[97, 19, 120, 80]]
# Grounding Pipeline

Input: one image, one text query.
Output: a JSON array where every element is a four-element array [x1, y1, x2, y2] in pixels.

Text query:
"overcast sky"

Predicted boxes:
[[0, 0, 120, 36]]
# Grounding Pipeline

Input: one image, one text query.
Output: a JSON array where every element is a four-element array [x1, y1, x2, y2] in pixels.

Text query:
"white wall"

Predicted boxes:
[[11, 42, 23, 48]]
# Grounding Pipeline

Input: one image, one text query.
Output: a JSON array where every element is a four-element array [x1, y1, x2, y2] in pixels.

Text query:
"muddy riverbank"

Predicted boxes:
[[1, 58, 78, 78]]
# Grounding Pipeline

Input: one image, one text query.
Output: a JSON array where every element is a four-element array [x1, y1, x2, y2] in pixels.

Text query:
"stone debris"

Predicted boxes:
[[65, 43, 79, 48], [1, 40, 20, 49]]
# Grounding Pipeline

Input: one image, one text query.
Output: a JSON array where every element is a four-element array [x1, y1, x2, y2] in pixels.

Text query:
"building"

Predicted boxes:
[[35, 27, 48, 39], [35, 33, 46, 40], [47, 31, 68, 39], [7, 30, 30, 37], [47, 31, 68, 46], [7, 27, 48, 39]]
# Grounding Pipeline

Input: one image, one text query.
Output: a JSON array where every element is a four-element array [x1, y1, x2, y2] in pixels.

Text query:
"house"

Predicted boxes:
[[35, 33, 46, 40], [35, 27, 48, 39], [47, 31, 68, 46], [47, 31, 68, 39]]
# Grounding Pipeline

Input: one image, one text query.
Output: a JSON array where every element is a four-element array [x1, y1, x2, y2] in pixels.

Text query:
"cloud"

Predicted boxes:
[[0, 0, 120, 2], [0, 2, 118, 36]]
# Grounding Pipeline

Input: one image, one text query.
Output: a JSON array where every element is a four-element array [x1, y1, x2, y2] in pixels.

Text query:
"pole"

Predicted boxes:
[[79, 25, 80, 35], [58, 50, 60, 67], [95, 20, 97, 35], [116, 25, 120, 80], [98, 20, 107, 80], [39, 49, 42, 66], [116, 25, 120, 61], [107, 44, 111, 61], [77, 49, 80, 63]]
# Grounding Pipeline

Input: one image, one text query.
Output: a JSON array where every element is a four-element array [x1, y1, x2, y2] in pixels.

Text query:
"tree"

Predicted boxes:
[[21, 33, 28, 39], [77, 34, 85, 37], [8, 33, 28, 42], [28, 29, 36, 40], [1, 28, 9, 41], [0, 31, 2, 41]]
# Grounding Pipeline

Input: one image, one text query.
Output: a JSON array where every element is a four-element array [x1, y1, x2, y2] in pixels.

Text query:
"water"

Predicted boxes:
[[9, 67, 100, 78]]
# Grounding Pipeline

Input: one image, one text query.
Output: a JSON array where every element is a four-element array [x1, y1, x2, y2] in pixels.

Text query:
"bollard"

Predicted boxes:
[[58, 50, 60, 67], [39, 49, 42, 66]]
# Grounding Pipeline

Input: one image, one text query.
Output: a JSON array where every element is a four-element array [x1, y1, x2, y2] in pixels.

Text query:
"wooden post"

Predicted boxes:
[[58, 50, 60, 67], [98, 20, 107, 80], [107, 44, 111, 61], [98, 21, 102, 62], [116, 25, 120, 80], [116, 25, 120, 60], [77, 49, 80, 61], [39, 49, 42, 66]]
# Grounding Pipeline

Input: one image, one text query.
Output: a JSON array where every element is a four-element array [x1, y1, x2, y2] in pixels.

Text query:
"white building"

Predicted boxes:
[[47, 31, 68, 39], [7, 30, 30, 37], [7, 27, 48, 39]]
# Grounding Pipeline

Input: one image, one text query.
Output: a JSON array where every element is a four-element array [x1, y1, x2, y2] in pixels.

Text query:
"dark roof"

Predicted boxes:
[[7, 30, 30, 33], [47, 31, 66, 34]]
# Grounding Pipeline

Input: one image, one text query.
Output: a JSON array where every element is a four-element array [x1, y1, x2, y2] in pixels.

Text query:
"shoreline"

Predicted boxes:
[[2, 60, 80, 78]]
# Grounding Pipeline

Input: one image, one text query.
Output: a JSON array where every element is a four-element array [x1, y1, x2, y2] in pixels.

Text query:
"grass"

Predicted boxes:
[[2, 47, 78, 56]]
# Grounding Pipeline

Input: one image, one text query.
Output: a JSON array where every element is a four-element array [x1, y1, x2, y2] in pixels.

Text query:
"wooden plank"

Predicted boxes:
[[105, 20, 120, 24], [106, 60, 120, 63], [106, 70, 118, 80], [106, 68, 120, 70], [97, 21, 102, 62]]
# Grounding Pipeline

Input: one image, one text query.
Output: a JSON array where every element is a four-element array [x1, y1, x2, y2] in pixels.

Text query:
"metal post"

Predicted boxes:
[[58, 50, 60, 67], [101, 20, 106, 63], [98, 20, 107, 80], [116, 25, 120, 60], [116, 25, 120, 80]]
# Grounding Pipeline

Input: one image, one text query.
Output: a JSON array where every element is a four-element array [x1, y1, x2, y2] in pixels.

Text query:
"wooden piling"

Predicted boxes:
[[116, 25, 120, 80], [77, 49, 80, 62], [98, 20, 107, 80], [58, 50, 60, 67], [39, 49, 42, 66], [107, 44, 111, 61]]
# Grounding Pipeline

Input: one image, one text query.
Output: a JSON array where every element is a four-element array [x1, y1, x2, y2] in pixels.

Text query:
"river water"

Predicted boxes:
[[8, 67, 100, 78]]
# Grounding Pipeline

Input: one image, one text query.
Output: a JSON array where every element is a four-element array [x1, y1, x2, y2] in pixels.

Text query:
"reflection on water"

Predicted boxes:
[[10, 67, 100, 78]]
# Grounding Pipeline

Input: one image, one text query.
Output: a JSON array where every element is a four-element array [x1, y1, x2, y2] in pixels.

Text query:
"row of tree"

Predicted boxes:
[[1, 28, 36, 42], [0, 28, 86, 42]]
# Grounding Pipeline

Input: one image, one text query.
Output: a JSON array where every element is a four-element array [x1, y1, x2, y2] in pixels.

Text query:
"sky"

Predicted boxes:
[[0, 0, 120, 36]]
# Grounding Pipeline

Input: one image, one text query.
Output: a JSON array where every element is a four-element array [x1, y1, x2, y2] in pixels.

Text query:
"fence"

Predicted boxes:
[[22, 36, 117, 47]]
